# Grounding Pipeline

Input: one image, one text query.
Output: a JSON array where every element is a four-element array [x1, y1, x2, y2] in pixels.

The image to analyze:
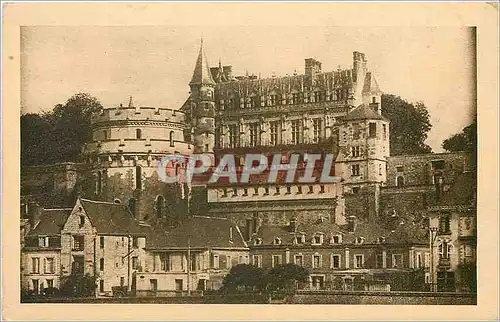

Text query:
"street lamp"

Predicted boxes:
[[429, 227, 439, 292]]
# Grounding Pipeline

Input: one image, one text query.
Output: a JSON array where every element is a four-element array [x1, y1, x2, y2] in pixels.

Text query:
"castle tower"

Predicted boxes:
[[84, 98, 193, 224], [186, 39, 216, 157]]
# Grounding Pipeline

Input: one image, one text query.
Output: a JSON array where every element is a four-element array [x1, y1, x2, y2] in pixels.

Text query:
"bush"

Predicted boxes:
[[60, 274, 96, 297]]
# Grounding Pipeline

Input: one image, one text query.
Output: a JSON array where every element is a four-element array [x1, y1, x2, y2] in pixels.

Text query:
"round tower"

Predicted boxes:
[[84, 97, 193, 223], [186, 39, 216, 157]]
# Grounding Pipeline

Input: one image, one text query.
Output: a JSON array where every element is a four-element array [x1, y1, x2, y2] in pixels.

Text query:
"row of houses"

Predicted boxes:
[[21, 168, 476, 296]]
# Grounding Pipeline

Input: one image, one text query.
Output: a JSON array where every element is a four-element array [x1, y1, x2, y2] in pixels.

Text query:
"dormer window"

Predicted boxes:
[[273, 237, 282, 245], [330, 235, 342, 244], [312, 234, 323, 245], [377, 237, 386, 244], [254, 238, 263, 246], [355, 237, 365, 245], [294, 235, 305, 245]]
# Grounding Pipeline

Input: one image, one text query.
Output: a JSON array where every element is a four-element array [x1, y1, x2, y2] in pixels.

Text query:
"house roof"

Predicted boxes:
[[27, 208, 72, 236], [189, 39, 216, 86], [362, 72, 383, 95], [147, 215, 247, 250], [343, 104, 388, 122], [253, 217, 426, 246], [80, 199, 146, 235]]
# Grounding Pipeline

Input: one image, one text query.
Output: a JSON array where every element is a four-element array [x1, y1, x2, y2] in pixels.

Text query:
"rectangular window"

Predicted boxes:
[[369, 122, 377, 137], [291, 120, 301, 144], [351, 164, 360, 176], [416, 253, 422, 268], [72, 235, 84, 251], [424, 253, 430, 268], [270, 121, 281, 145], [213, 255, 220, 269], [396, 166, 404, 172], [440, 214, 451, 234], [133, 237, 139, 248], [249, 123, 260, 147], [376, 254, 384, 268], [191, 253, 197, 271], [228, 124, 238, 148], [392, 254, 404, 268], [100, 258, 104, 271], [226, 255, 232, 269], [252, 255, 262, 268], [45, 258, 55, 274], [312, 118, 322, 143], [79, 215, 85, 227], [331, 254, 341, 269], [272, 255, 282, 268], [99, 280, 104, 293], [32, 279, 39, 294], [464, 245, 473, 257], [32, 257, 40, 274], [132, 256, 139, 270], [46, 279, 54, 288], [355, 254, 364, 268], [161, 254, 170, 272], [353, 123, 360, 139], [294, 255, 304, 267], [382, 124, 387, 140], [150, 279, 158, 291], [100, 236, 104, 249], [351, 146, 360, 157], [312, 255, 322, 268]]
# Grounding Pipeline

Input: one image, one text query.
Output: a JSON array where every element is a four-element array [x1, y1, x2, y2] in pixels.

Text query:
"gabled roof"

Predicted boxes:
[[27, 208, 72, 236], [362, 72, 383, 95], [343, 104, 388, 122], [79, 199, 146, 235], [147, 215, 247, 250], [189, 39, 215, 86]]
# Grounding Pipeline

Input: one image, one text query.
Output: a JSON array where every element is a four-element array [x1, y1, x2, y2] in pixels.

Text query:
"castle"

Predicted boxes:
[[21, 40, 476, 297]]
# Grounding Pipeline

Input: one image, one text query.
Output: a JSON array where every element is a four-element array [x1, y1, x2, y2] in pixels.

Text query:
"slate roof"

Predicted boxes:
[[362, 72, 383, 95], [343, 104, 388, 122], [80, 199, 146, 236], [147, 215, 247, 250], [189, 40, 216, 86], [253, 217, 427, 246], [27, 208, 72, 236]]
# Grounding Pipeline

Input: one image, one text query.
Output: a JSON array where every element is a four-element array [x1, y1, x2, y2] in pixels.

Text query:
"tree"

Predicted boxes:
[[266, 263, 309, 292], [21, 93, 103, 166], [442, 119, 477, 153], [59, 274, 96, 297], [222, 264, 267, 293], [381, 94, 433, 155]]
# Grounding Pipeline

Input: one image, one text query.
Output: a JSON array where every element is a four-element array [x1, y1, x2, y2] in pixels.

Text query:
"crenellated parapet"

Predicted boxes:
[[91, 106, 186, 126]]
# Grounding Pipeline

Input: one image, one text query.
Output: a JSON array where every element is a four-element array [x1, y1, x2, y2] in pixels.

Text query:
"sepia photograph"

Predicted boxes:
[[2, 2, 499, 321]]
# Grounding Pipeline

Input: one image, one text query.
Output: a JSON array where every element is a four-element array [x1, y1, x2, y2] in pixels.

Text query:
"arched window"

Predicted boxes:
[[135, 166, 142, 190], [136, 129, 142, 139], [156, 195, 164, 218], [128, 198, 136, 217], [396, 176, 405, 187], [274, 237, 282, 245], [169, 131, 174, 147], [114, 199, 121, 204]]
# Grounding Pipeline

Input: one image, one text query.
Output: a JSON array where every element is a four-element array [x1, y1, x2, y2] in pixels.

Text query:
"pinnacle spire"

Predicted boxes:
[[189, 38, 215, 86], [128, 95, 134, 108]]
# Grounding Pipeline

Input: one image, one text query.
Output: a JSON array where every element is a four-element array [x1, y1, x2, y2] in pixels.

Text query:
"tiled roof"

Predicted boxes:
[[147, 215, 247, 250], [27, 208, 72, 236], [80, 199, 146, 235], [343, 104, 388, 122]]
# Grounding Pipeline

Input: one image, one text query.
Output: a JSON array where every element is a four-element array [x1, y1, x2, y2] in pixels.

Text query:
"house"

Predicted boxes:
[[249, 216, 430, 291], [22, 208, 72, 294], [60, 198, 151, 297], [428, 171, 476, 292], [135, 215, 248, 296]]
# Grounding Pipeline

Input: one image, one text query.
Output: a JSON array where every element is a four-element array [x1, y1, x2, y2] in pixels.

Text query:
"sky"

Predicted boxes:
[[21, 26, 476, 152]]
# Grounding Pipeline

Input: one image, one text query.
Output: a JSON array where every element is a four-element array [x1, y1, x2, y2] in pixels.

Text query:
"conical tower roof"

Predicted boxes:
[[189, 39, 215, 86]]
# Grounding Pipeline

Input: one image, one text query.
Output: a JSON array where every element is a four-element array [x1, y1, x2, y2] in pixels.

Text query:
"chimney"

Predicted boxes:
[[289, 217, 297, 232], [305, 58, 322, 79], [245, 218, 253, 241], [223, 65, 233, 80], [352, 51, 367, 82], [347, 215, 357, 233]]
